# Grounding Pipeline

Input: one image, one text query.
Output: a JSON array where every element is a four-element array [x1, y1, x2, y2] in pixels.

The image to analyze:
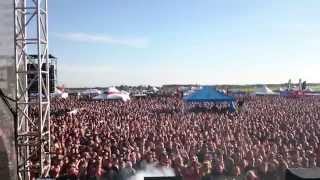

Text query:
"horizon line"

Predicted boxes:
[[63, 82, 320, 89]]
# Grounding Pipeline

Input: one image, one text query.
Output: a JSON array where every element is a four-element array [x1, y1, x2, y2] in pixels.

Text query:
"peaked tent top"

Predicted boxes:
[[107, 87, 120, 94], [183, 86, 235, 103], [255, 85, 275, 94]]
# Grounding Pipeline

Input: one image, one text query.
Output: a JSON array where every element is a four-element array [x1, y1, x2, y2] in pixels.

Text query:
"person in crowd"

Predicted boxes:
[[246, 170, 258, 180], [200, 160, 213, 180], [119, 161, 136, 180]]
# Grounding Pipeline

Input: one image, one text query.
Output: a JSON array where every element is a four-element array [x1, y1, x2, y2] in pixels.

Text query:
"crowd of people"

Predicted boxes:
[[47, 95, 320, 180]]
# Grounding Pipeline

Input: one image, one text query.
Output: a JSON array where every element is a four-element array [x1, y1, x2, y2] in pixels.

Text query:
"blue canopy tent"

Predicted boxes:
[[183, 86, 237, 112]]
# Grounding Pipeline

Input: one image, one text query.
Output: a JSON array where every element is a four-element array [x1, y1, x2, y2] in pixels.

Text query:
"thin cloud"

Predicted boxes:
[[55, 32, 149, 48]]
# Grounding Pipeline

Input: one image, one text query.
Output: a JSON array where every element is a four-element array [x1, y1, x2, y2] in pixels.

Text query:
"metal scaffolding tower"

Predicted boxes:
[[14, 0, 50, 179]]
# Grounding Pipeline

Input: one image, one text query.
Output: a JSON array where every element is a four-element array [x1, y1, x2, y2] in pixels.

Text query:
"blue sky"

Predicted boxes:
[[49, 0, 320, 87]]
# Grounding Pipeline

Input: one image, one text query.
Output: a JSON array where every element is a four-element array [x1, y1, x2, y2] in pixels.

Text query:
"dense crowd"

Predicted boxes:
[[48, 95, 320, 180]]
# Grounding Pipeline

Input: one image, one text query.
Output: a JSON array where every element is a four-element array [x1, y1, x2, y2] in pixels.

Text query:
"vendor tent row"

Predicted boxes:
[[51, 87, 131, 101], [254, 85, 315, 96]]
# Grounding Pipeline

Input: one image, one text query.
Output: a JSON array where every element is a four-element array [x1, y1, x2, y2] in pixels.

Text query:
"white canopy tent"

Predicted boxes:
[[51, 87, 69, 99], [61, 92, 69, 99], [120, 90, 130, 95], [81, 88, 102, 95], [152, 86, 159, 92], [107, 87, 120, 94], [254, 85, 277, 95], [304, 87, 314, 92], [93, 93, 130, 102]]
